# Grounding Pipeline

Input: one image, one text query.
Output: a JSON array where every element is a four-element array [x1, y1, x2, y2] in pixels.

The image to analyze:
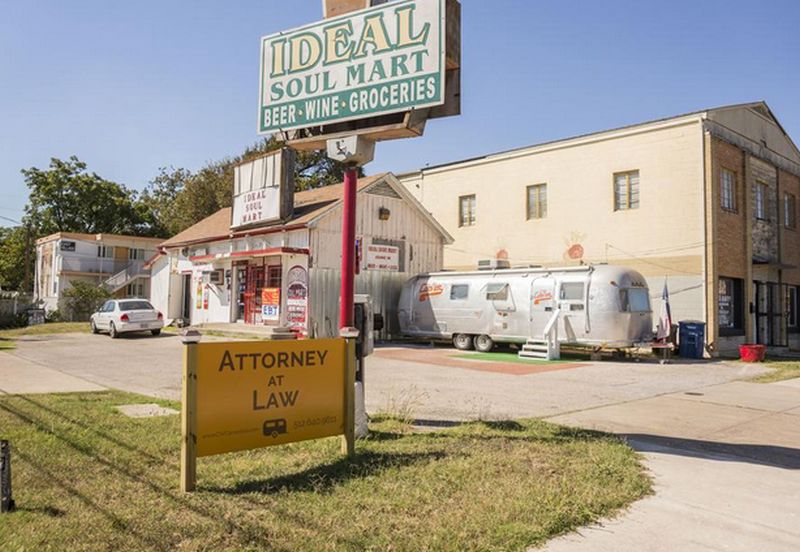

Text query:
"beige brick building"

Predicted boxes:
[[398, 102, 800, 355]]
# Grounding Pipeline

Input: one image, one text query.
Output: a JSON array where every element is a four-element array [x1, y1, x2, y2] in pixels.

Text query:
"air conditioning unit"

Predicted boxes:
[[477, 259, 511, 270], [208, 269, 224, 285]]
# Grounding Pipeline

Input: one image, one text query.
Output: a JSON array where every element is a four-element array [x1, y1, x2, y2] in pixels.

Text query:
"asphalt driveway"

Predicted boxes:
[[0, 333, 768, 418]]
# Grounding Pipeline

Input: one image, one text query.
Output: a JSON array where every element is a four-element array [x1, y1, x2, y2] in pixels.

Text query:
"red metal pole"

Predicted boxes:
[[339, 167, 358, 329]]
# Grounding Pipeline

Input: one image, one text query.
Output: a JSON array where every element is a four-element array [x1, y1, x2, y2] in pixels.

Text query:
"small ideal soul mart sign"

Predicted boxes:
[[258, 0, 446, 133], [181, 338, 354, 491]]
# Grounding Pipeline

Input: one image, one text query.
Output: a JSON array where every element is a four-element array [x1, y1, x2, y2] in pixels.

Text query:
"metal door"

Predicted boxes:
[[530, 277, 555, 337], [181, 275, 191, 320], [755, 282, 787, 347], [244, 266, 265, 325]]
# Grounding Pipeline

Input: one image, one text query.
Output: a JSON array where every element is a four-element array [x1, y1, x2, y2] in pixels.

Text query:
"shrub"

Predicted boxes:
[[60, 282, 112, 321]]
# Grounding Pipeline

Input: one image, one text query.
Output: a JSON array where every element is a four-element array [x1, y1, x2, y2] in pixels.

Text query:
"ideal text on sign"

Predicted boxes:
[[193, 339, 346, 457], [258, 0, 445, 134]]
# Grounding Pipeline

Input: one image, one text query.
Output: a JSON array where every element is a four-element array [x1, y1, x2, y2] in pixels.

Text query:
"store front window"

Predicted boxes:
[[235, 259, 283, 325], [719, 277, 744, 336]]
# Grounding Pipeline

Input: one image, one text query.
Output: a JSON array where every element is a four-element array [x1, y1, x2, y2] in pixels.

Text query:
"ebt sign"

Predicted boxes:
[[258, 0, 445, 133]]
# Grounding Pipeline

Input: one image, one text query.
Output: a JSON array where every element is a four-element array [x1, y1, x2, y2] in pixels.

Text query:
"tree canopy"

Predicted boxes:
[[23, 156, 144, 236], [2, 140, 362, 291]]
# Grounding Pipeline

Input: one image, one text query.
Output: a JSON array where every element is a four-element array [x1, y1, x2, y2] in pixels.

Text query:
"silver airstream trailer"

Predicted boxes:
[[398, 264, 653, 355]]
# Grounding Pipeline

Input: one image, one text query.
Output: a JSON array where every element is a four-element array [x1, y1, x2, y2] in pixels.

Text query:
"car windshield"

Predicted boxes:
[[119, 300, 154, 311]]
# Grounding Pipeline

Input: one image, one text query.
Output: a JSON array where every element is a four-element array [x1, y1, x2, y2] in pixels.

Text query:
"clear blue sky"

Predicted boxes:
[[1, 0, 798, 227]]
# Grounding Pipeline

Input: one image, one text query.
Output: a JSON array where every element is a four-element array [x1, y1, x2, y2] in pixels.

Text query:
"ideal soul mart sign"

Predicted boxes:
[[258, 0, 446, 133]]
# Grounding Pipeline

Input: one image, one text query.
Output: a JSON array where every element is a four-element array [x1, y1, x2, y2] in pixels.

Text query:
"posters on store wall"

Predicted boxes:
[[286, 265, 308, 330], [261, 287, 281, 322]]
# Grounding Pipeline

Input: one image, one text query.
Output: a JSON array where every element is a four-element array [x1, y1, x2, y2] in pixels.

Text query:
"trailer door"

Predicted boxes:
[[530, 277, 556, 338]]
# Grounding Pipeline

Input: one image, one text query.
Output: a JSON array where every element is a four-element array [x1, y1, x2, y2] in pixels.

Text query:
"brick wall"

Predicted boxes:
[[750, 157, 779, 263], [712, 138, 748, 280], [780, 169, 800, 286]]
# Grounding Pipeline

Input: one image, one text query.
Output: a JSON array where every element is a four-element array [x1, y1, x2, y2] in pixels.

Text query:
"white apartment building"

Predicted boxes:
[[35, 232, 162, 313]]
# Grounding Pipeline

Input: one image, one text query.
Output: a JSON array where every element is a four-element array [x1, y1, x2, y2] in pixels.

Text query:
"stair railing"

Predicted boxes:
[[542, 308, 562, 360]]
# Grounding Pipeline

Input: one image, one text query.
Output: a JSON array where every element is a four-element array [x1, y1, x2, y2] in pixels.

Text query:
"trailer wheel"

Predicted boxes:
[[474, 334, 494, 352], [453, 334, 474, 350]]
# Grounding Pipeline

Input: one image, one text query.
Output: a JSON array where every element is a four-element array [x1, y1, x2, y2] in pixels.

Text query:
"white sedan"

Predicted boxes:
[[90, 299, 164, 338]]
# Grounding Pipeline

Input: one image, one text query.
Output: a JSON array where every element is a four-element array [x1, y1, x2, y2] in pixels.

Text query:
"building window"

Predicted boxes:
[[267, 266, 282, 288], [128, 248, 146, 261], [755, 181, 768, 220], [459, 194, 476, 227], [614, 170, 640, 211], [126, 282, 144, 297], [720, 168, 737, 212], [719, 277, 744, 335], [450, 284, 469, 300], [526, 184, 547, 219], [784, 193, 796, 229], [97, 245, 114, 258]]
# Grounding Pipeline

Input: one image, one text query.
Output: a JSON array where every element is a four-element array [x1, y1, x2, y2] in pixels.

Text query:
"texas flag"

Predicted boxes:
[[655, 279, 673, 341]]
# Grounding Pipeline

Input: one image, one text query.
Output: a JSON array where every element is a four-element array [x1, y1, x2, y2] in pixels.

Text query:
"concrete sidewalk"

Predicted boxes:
[[0, 350, 105, 394], [540, 379, 800, 552]]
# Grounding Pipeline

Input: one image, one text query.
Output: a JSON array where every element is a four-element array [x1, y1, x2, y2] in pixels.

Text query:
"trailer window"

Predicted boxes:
[[450, 284, 469, 300], [560, 282, 583, 301], [486, 283, 508, 301], [620, 289, 650, 312]]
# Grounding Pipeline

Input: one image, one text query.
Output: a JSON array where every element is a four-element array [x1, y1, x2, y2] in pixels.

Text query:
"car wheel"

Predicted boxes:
[[151, 329, 161, 336], [90, 320, 99, 334], [474, 334, 494, 352], [453, 333, 474, 350], [109, 322, 119, 339]]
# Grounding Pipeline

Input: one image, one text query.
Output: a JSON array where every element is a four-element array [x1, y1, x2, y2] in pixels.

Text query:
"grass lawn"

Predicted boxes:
[[0, 391, 650, 552], [748, 360, 800, 383], [0, 322, 89, 339]]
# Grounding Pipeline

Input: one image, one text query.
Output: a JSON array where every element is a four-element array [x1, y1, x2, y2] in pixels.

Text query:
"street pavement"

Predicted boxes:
[[1, 333, 798, 551]]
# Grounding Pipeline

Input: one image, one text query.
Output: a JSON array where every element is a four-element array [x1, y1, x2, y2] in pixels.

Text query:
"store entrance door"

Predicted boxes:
[[244, 266, 265, 325], [235, 264, 247, 322], [181, 274, 191, 321], [754, 281, 787, 347]]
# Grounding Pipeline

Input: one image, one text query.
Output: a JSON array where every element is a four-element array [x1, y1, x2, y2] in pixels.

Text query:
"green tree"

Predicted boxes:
[[0, 226, 31, 291], [145, 138, 362, 235], [22, 156, 145, 236], [137, 167, 191, 238]]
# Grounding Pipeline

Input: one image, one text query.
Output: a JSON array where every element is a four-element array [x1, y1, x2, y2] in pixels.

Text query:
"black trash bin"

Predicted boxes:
[[678, 321, 706, 359]]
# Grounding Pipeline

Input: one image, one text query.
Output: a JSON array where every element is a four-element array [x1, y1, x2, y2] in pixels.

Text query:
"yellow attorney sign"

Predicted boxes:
[[193, 339, 346, 457]]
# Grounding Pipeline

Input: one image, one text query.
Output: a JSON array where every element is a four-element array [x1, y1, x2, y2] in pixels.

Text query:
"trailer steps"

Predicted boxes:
[[519, 338, 560, 361]]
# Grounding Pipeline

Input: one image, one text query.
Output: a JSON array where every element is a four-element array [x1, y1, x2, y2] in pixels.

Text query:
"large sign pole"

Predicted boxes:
[[339, 167, 358, 330]]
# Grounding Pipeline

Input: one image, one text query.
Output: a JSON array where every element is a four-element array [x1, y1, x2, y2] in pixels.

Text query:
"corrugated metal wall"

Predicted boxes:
[[309, 268, 409, 340]]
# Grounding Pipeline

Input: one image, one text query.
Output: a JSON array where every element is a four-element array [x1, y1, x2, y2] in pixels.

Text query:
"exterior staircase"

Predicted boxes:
[[104, 261, 147, 293], [519, 308, 561, 361]]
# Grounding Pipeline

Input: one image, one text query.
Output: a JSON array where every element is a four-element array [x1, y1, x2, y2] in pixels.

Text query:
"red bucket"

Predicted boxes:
[[739, 344, 766, 362]]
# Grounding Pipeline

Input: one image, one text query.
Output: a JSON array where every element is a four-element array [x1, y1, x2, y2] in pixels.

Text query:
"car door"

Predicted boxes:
[[101, 300, 116, 329], [95, 301, 111, 329]]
